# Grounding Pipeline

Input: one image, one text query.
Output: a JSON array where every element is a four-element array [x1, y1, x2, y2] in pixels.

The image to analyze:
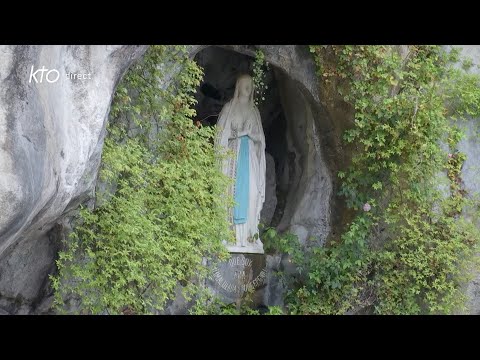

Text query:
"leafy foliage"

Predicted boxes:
[[278, 45, 480, 314], [189, 286, 284, 315], [252, 49, 268, 106], [51, 45, 233, 314], [50, 45, 480, 316]]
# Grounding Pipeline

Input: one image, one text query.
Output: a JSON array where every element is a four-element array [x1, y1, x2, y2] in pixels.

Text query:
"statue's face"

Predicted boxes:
[[238, 77, 252, 99]]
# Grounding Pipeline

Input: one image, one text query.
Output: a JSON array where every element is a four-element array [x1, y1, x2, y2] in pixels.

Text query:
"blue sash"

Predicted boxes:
[[233, 136, 249, 224]]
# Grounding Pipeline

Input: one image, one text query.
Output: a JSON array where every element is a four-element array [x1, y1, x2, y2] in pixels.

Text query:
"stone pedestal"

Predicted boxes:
[[225, 244, 264, 254], [208, 253, 267, 305]]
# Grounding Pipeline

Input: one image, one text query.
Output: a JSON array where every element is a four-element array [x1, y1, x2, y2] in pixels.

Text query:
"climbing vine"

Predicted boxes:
[[51, 45, 234, 314], [279, 45, 480, 314], [189, 286, 284, 315], [252, 49, 269, 106]]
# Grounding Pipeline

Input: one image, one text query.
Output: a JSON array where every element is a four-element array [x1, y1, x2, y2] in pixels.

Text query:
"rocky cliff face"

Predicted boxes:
[[455, 46, 480, 315], [0, 45, 147, 313], [0, 45, 479, 314]]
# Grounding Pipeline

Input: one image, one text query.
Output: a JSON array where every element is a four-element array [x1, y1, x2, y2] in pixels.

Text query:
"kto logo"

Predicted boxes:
[[29, 66, 60, 83]]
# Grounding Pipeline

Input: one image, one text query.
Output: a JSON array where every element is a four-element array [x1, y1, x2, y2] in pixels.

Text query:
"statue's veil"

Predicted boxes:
[[232, 74, 254, 105]]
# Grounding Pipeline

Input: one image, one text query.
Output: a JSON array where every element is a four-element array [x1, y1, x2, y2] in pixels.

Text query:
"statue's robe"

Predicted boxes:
[[216, 97, 266, 253]]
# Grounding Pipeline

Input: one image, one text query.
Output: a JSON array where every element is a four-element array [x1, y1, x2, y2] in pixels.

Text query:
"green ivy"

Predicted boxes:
[[280, 45, 480, 314], [189, 287, 284, 315], [252, 49, 268, 106], [51, 45, 234, 314]]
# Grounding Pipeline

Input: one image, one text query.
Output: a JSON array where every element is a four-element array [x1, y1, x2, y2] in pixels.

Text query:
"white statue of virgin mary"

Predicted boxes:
[[216, 74, 266, 254]]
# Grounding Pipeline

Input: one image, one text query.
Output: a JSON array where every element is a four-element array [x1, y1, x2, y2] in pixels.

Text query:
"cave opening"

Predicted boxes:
[[193, 46, 289, 229]]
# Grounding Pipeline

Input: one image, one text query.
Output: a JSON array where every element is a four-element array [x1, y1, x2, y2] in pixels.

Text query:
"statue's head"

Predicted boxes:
[[234, 74, 254, 103]]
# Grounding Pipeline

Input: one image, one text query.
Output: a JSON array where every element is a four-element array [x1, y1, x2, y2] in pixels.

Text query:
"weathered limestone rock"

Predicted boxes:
[[454, 46, 480, 314], [2, 44, 477, 314], [0, 45, 146, 313], [260, 153, 277, 227]]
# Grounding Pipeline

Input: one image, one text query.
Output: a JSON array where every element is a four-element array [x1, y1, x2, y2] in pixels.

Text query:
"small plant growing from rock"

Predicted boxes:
[[252, 49, 269, 106]]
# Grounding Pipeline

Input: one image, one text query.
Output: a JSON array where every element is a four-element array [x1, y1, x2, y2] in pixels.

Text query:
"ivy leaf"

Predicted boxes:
[[372, 182, 383, 190]]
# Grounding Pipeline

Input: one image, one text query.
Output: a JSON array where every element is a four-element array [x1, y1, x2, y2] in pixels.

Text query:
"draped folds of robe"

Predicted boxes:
[[216, 79, 266, 254]]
